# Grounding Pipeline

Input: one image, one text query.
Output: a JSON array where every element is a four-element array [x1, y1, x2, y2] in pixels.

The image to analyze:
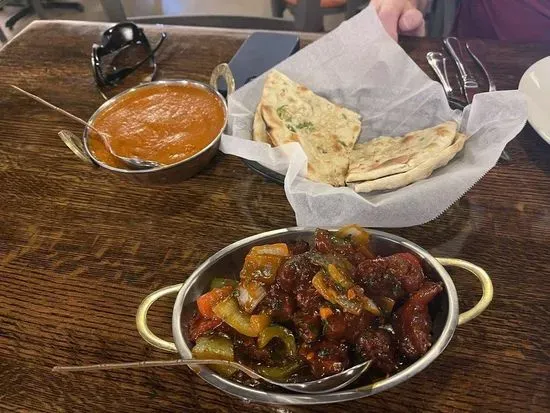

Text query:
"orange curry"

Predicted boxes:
[[89, 83, 225, 168]]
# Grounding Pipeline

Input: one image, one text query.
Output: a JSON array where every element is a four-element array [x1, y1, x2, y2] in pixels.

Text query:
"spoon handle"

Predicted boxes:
[[10, 85, 108, 139], [52, 358, 263, 380], [426, 52, 453, 96]]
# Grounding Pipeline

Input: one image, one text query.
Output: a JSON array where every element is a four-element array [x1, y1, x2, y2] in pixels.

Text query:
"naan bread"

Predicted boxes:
[[259, 70, 362, 186], [347, 121, 458, 183], [252, 104, 271, 145], [350, 132, 469, 193]]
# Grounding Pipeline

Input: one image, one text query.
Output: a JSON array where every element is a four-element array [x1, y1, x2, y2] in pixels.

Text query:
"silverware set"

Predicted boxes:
[[427, 37, 510, 161], [443, 37, 481, 104]]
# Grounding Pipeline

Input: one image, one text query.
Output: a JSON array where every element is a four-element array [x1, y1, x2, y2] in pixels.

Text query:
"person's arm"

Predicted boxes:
[[371, 0, 431, 40]]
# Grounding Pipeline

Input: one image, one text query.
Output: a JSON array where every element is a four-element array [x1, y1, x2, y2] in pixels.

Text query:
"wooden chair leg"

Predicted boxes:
[[271, 0, 286, 17], [0, 28, 7, 43], [293, 0, 323, 32], [5, 6, 32, 29]]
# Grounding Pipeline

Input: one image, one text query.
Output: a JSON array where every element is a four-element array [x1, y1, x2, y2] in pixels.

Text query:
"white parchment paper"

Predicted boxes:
[[219, 5, 527, 227]]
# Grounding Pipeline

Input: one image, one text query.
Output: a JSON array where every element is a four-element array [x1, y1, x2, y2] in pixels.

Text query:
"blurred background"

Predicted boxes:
[[0, 0, 361, 43]]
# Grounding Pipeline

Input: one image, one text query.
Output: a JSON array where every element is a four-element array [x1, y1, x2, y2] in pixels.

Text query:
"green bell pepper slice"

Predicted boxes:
[[257, 360, 302, 381], [257, 325, 297, 357], [209, 278, 238, 290], [213, 296, 271, 337], [312, 271, 380, 316], [191, 335, 237, 377]]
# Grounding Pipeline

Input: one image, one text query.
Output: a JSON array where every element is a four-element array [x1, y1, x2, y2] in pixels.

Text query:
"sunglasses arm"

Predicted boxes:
[[109, 32, 167, 81]]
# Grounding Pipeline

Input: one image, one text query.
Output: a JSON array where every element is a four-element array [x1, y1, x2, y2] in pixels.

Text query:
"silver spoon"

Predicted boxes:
[[53, 359, 371, 394], [11, 85, 162, 170]]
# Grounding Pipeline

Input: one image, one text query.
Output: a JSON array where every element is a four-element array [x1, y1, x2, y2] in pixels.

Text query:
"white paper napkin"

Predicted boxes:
[[220, 5, 527, 227]]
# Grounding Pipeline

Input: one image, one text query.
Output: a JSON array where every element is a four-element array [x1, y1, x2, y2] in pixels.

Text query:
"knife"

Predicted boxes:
[[443, 37, 480, 104]]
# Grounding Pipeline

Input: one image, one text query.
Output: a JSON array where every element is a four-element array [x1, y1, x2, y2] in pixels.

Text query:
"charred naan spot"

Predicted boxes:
[[436, 126, 448, 136], [330, 136, 343, 152], [291, 133, 300, 142], [298, 85, 308, 92], [403, 134, 415, 143]]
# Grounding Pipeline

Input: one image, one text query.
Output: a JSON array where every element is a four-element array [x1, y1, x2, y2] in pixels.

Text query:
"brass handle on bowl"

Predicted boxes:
[[210, 63, 235, 96], [58, 130, 96, 165], [136, 283, 183, 353], [436, 258, 494, 325]]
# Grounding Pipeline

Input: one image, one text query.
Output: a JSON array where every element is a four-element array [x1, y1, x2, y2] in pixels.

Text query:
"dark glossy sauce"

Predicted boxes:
[[188, 228, 443, 387]]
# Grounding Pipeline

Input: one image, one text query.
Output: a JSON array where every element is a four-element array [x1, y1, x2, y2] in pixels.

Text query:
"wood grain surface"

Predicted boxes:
[[1, 20, 549, 412]]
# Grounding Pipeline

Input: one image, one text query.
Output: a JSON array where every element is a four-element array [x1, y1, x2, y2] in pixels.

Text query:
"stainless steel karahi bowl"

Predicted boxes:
[[136, 228, 493, 405], [60, 64, 235, 185]]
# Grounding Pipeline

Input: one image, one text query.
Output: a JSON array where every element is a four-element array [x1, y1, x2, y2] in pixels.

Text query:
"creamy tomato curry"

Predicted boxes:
[[89, 83, 225, 168]]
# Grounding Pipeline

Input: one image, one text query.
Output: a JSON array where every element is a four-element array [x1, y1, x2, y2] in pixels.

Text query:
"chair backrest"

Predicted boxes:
[[131, 15, 298, 32], [271, 0, 369, 32]]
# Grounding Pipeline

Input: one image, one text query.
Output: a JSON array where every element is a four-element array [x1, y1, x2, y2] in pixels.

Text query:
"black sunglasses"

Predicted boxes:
[[91, 22, 167, 87]]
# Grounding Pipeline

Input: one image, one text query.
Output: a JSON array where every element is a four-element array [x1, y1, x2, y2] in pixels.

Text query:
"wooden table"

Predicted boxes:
[[1, 20, 549, 412]]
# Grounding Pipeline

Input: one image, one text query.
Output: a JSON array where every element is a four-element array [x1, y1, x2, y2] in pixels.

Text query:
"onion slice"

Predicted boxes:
[[237, 280, 267, 313]]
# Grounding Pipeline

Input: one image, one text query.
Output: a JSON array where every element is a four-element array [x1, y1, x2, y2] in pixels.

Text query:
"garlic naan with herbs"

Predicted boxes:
[[251, 71, 468, 193], [256, 70, 362, 186]]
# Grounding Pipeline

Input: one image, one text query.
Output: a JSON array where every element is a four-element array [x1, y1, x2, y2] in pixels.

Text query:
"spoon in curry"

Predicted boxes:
[[53, 359, 371, 394], [11, 85, 161, 170]]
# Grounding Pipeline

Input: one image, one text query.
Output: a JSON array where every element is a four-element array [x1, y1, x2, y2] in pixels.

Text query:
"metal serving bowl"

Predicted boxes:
[[136, 228, 493, 405], [60, 64, 235, 185]]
